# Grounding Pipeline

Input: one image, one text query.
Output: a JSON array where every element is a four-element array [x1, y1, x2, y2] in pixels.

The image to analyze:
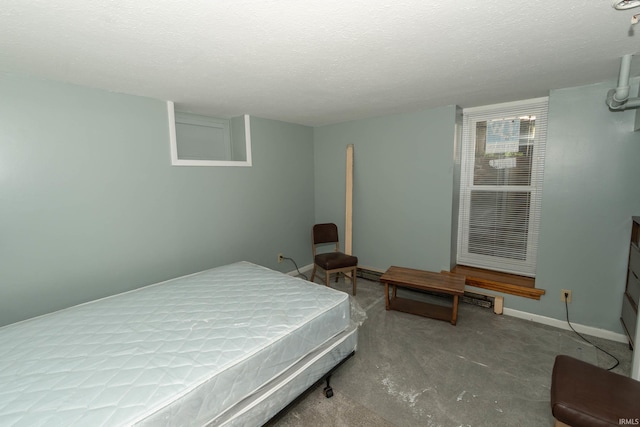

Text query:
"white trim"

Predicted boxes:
[[167, 100, 178, 163], [463, 96, 549, 114], [503, 308, 628, 344], [166, 101, 252, 167], [244, 112, 253, 166]]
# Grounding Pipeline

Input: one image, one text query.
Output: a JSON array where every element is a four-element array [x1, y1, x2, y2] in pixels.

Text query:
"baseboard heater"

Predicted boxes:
[[357, 267, 503, 315], [356, 267, 383, 281]]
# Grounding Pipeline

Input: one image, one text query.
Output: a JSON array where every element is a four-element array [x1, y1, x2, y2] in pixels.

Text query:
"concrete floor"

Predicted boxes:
[[266, 276, 632, 427]]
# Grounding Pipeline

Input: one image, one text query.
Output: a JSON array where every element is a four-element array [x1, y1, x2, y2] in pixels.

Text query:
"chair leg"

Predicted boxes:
[[310, 265, 316, 282], [335, 273, 339, 283], [325, 270, 330, 288]]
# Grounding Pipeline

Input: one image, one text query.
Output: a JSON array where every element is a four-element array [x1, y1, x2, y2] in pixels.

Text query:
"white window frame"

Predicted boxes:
[[457, 97, 548, 277]]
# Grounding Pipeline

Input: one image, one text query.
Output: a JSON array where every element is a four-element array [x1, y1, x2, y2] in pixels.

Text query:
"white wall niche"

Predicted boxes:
[[167, 101, 252, 167]]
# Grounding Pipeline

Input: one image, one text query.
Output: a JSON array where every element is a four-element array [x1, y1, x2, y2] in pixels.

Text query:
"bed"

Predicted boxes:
[[0, 261, 358, 426]]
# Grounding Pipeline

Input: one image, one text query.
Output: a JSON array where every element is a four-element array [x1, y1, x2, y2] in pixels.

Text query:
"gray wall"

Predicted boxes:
[[0, 74, 315, 327], [313, 79, 640, 333], [313, 106, 458, 272], [509, 79, 640, 333], [3, 71, 639, 334]]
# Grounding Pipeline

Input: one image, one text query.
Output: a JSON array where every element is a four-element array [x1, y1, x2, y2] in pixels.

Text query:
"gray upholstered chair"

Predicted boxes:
[[310, 223, 358, 295]]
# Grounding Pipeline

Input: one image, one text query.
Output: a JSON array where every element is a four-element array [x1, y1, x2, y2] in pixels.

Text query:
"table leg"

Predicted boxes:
[[385, 282, 390, 310], [393, 284, 397, 299], [451, 294, 459, 325]]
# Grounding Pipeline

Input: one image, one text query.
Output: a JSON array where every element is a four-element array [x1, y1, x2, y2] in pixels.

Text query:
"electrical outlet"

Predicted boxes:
[[561, 289, 572, 303], [278, 253, 284, 263]]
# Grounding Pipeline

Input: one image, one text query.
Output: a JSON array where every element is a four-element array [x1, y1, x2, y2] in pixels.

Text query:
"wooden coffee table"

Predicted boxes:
[[380, 266, 465, 325]]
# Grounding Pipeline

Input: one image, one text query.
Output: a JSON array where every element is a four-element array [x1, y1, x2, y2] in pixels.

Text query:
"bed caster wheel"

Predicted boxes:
[[324, 386, 334, 398], [323, 375, 333, 398]]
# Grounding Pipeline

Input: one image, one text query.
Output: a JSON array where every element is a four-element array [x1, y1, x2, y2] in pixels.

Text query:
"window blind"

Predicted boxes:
[[457, 97, 549, 277]]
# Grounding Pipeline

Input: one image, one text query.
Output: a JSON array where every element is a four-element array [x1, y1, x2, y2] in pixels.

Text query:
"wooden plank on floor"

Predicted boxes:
[[450, 265, 546, 300], [452, 265, 535, 288]]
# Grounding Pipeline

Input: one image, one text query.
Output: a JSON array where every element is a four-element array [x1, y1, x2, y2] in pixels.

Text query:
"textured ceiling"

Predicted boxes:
[[1, 0, 639, 126]]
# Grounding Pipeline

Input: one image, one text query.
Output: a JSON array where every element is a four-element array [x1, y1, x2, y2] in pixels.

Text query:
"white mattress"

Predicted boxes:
[[0, 261, 352, 426]]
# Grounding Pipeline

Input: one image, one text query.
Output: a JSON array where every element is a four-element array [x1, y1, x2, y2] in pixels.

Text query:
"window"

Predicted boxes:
[[175, 112, 233, 161], [167, 101, 252, 167], [457, 97, 548, 277]]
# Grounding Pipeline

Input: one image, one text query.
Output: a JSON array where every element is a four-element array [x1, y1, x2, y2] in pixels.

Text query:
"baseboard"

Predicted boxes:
[[503, 308, 628, 344], [357, 265, 385, 274], [294, 265, 383, 280], [287, 263, 314, 277]]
